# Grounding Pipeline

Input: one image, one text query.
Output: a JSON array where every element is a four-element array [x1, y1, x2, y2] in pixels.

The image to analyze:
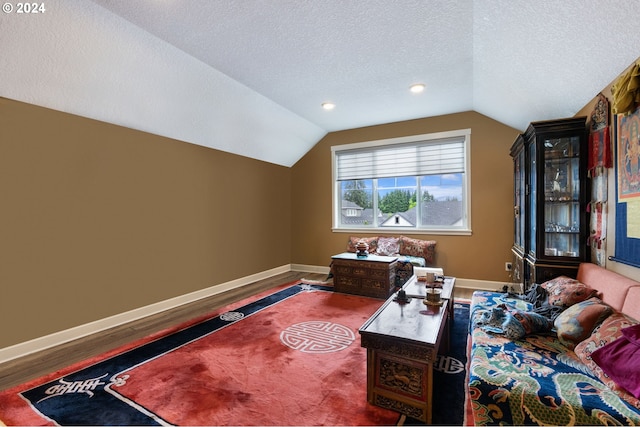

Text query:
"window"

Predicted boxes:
[[332, 129, 471, 234]]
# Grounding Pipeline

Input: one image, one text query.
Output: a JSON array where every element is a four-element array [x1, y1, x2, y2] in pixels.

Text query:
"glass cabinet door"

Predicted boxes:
[[543, 135, 582, 258], [528, 138, 537, 258], [513, 139, 525, 251]]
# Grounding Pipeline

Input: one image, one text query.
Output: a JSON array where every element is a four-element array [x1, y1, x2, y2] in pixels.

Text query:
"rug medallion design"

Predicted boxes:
[[280, 321, 355, 353]]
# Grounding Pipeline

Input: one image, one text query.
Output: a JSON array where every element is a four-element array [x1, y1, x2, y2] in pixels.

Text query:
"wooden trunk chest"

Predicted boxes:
[[331, 252, 398, 299]]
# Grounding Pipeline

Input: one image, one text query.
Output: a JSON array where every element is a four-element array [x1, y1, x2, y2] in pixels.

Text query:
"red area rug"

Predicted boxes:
[[0, 282, 400, 426]]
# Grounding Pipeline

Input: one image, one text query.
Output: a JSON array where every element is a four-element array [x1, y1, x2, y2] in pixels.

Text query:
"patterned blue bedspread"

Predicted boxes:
[[467, 291, 640, 426]]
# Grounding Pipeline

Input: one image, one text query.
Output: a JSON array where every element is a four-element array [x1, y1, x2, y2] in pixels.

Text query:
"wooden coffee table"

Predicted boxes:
[[358, 276, 456, 423]]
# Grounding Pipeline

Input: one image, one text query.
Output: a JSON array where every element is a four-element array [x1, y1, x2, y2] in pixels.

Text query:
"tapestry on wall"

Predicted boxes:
[[611, 59, 640, 116], [588, 93, 611, 266], [612, 104, 640, 268]]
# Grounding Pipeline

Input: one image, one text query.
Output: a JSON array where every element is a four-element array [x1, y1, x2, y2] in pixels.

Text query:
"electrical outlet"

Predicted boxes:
[[505, 262, 513, 272]]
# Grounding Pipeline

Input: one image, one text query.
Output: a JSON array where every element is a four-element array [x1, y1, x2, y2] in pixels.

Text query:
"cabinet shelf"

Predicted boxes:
[[544, 198, 579, 203], [546, 154, 579, 161]]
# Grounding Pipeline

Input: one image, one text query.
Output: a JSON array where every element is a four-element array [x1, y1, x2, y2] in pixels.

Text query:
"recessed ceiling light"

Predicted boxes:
[[322, 102, 335, 110], [410, 83, 425, 93]]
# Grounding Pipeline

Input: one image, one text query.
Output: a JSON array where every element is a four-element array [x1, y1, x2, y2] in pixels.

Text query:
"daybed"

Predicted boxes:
[[342, 235, 436, 286], [467, 262, 640, 426]]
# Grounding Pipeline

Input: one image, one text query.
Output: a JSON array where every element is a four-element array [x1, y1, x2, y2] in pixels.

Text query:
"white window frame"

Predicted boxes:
[[331, 129, 472, 235]]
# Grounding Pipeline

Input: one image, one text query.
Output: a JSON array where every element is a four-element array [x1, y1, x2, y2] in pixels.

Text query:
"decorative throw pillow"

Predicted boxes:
[[541, 276, 599, 308], [554, 297, 613, 349], [574, 312, 640, 405], [476, 305, 552, 340], [591, 324, 640, 399], [346, 236, 377, 254], [398, 236, 436, 264], [376, 237, 400, 256], [575, 312, 639, 363]]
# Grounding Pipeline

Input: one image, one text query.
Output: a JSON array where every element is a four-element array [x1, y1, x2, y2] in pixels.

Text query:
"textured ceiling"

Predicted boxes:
[[2, 1, 640, 166]]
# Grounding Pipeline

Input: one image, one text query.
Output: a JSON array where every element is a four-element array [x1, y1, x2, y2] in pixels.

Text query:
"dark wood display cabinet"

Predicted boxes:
[[510, 117, 589, 289]]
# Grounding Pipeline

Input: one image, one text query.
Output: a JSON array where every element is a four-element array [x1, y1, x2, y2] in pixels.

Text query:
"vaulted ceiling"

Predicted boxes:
[[2, 1, 639, 166]]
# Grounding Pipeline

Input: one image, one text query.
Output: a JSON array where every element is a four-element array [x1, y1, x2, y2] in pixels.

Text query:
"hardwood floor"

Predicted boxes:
[[0, 272, 475, 392]]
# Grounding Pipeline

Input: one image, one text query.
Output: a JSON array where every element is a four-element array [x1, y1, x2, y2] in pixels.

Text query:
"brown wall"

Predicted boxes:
[[0, 97, 292, 348], [291, 111, 520, 282]]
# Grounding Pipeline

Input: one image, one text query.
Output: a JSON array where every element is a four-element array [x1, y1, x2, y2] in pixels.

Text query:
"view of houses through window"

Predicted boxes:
[[339, 174, 464, 228], [333, 130, 470, 233]]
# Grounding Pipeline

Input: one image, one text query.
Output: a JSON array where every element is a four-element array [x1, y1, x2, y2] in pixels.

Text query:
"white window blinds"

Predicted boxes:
[[335, 136, 465, 181]]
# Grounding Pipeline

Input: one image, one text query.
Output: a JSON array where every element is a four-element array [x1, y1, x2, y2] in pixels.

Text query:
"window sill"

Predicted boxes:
[[332, 227, 472, 236]]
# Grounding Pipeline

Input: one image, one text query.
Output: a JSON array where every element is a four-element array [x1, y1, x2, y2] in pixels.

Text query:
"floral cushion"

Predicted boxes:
[[345, 236, 377, 254], [554, 297, 613, 349], [541, 276, 599, 308], [376, 236, 399, 256], [398, 236, 436, 264], [592, 324, 640, 399]]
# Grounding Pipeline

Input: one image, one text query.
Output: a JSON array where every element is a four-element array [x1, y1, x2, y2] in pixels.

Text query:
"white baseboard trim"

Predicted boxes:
[[0, 264, 511, 365], [291, 263, 331, 275], [0, 264, 291, 365]]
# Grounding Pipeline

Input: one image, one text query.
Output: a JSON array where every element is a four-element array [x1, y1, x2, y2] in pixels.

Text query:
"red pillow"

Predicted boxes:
[[541, 276, 599, 308], [398, 236, 436, 264], [591, 324, 640, 399]]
